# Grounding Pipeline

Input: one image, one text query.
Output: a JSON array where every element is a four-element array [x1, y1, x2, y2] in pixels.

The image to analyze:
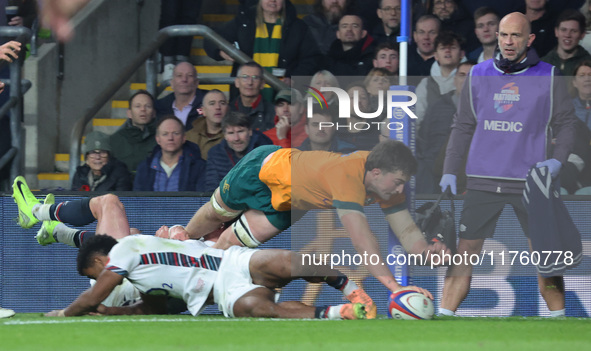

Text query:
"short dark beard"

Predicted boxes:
[[325, 6, 344, 24]]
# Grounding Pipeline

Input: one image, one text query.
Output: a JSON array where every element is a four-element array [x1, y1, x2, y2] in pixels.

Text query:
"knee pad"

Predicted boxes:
[[211, 194, 241, 219], [232, 214, 262, 248]]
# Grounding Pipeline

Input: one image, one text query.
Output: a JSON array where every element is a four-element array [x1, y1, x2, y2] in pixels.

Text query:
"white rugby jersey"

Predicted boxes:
[[106, 235, 224, 316]]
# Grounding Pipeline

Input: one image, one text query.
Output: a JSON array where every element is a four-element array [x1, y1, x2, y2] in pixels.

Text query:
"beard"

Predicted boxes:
[[325, 4, 344, 24]]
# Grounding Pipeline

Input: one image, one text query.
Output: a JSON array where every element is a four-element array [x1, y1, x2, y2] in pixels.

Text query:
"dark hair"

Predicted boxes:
[[339, 13, 365, 30], [237, 61, 264, 78], [374, 41, 399, 59], [365, 140, 417, 176], [473, 6, 500, 23], [434, 30, 464, 50], [156, 115, 185, 135], [221, 111, 252, 131], [570, 60, 591, 96], [77, 234, 117, 276], [555, 9, 586, 32], [128, 89, 155, 107]]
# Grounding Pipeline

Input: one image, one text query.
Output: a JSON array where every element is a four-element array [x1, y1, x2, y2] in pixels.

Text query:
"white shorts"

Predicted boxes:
[[213, 246, 264, 318], [90, 278, 141, 307]]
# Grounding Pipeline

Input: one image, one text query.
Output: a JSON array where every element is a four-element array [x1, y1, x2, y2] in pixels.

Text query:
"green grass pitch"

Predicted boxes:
[[1, 314, 589, 350]]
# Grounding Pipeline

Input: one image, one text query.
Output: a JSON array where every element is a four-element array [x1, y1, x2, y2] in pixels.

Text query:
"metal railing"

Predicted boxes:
[[0, 26, 32, 187], [69, 25, 288, 179]]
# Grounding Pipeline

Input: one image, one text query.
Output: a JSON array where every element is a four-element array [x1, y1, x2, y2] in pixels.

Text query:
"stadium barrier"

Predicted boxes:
[[0, 194, 589, 317]]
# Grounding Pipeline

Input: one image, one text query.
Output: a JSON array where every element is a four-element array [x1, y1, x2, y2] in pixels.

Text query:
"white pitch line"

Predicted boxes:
[[2, 317, 330, 325]]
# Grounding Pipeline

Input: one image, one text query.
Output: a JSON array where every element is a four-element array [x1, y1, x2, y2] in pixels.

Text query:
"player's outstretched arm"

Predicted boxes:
[[385, 209, 451, 265], [45, 270, 123, 317], [338, 209, 404, 292]]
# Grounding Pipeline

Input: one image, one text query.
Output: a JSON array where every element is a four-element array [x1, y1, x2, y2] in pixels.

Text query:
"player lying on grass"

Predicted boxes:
[[12, 177, 370, 319], [185, 140, 450, 318]]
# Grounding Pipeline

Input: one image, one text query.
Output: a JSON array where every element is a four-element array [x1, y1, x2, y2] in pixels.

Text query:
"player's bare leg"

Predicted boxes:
[[185, 188, 241, 240], [247, 249, 372, 318], [233, 287, 365, 320], [527, 239, 565, 314], [440, 238, 485, 314], [33, 194, 131, 247], [90, 194, 130, 239], [212, 209, 281, 249]]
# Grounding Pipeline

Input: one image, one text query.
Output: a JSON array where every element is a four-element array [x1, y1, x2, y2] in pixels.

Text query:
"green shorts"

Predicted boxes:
[[218, 145, 292, 230]]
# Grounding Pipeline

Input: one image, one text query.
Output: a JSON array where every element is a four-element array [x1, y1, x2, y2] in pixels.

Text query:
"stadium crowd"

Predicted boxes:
[[1, 0, 589, 319]]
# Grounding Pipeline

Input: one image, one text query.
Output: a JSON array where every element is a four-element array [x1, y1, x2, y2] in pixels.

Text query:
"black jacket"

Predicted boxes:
[[71, 157, 132, 191], [324, 35, 376, 76], [204, 3, 321, 78]]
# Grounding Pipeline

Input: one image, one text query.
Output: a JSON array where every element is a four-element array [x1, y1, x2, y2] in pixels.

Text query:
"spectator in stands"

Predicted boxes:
[[572, 60, 591, 131], [264, 88, 307, 148], [298, 109, 356, 152], [372, 0, 401, 45], [364, 67, 393, 115], [205, 0, 320, 95], [416, 61, 475, 194], [466, 7, 500, 63], [185, 89, 228, 160], [372, 41, 399, 75], [158, 0, 203, 83], [415, 31, 465, 124], [324, 14, 376, 76], [309, 70, 340, 105], [569, 59, 591, 192], [429, 0, 476, 52], [337, 82, 380, 150], [520, 0, 557, 57], [205, 111, 273, 191], [542, 9, 591, 76], [72, 131, 132, 191], [110, 90, 157, 174], [230, 61, 276, 132], [304, 0, 353, 55], [134, 116, 206, 192], [155, 62, 208, 130], [408, 15, 441, 77], [579, 0, 591, 53]]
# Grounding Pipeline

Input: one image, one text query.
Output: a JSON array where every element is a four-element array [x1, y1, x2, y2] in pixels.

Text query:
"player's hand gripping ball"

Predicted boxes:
[[389, 290, 434, 320]]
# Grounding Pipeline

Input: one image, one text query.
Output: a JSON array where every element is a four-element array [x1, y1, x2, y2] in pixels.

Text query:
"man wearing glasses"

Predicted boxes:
[[430, 0, 477, 52], [230, 62, 276, 132], [372, 0, 401, 45], [71, 131, 132, 191]]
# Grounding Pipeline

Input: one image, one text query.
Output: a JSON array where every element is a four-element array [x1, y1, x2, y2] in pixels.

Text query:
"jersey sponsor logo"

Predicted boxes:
[[493, 82, 520, 113], [483, 120, 523, 132], [222, 180, 230, 194]]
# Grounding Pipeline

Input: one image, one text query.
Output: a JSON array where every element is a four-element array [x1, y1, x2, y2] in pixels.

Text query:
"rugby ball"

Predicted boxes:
[[389, 290, 434, 320]]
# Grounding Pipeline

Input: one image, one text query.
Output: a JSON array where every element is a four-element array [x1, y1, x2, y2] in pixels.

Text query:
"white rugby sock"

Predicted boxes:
[[342, 280, 359, 297], [438, 308, 455, 316], [54, 223, 78, 248], [327, 305, 344, 320], [549, 309, 565, 318]]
